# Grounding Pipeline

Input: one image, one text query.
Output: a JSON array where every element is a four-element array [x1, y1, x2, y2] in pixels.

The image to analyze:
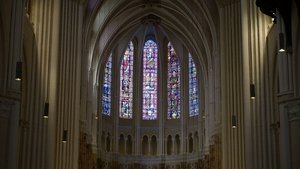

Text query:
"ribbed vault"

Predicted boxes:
[[83, 0, 220, 79]]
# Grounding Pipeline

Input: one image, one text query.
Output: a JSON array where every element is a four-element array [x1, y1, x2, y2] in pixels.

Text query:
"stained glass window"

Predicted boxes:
[[189, 54, 199, 116], [142, 40, 158, 120], [102, 54, 112, 116], [120, 41, 134, 119], [167, 42, 181, 119]]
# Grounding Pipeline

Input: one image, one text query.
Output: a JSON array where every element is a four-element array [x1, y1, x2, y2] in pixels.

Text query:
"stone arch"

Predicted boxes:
[[188, 133, 193, 153], [142, 135, 149, 155], [175, 134, 180, 155], [101, 131, 106, 151], [167, 135, 173, 155], [106, 133, 111, 152], [126, 135, 133, 155], [194, 132, 199, 152], [150, 135, 157, 156], [90, 0, 221, 93], [119, 134, 125, 154]]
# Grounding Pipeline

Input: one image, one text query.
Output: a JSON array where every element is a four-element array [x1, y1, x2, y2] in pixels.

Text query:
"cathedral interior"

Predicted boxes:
[[0, 0, 300, 169]]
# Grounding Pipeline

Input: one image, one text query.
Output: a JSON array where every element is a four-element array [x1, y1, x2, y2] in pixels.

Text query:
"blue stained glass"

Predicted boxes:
[[142, 40, 158, 120], [102, 54, 112, 116], [120, 41, 134, 119], [167, 42, 181, 119], [189, 54, 199, 116]]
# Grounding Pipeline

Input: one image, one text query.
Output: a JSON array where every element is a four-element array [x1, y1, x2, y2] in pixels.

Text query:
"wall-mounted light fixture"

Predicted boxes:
[[232, 115, 237, 129], [250, 84, 255, 100], [278, 33, 285, 52], [62, 130, 68, 143], [15, 61, 22, 81], [43, 102, 49, 119]]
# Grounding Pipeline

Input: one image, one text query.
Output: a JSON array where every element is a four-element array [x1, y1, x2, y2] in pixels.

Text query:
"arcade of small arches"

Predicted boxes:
[[101, 131, 200, 156]]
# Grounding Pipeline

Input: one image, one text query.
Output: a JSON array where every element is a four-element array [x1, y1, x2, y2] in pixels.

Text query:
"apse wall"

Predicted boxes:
[[96, 25, 206, 168]]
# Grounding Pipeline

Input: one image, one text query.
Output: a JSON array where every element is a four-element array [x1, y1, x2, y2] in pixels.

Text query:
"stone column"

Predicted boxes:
[[276, 3, 298, 169], [148, 136, 151, 155], [1, 100, 19, 169], [53, 1, 82, 168], [0, 0, 23, 169], [47, 0, 61, 168], [133, 31, 145, 155], [220, 1, 245, 169], [181, 46, 189, 155], [172, 137, 175, 155], [157, 32, 167, 156], [278, 103, 291, 169], [241, 0, 276, 169], [287, 101, 300, 169], [112, 46, 119, 153], [279, 101, 300, 169], [240, 0, 251, 168]]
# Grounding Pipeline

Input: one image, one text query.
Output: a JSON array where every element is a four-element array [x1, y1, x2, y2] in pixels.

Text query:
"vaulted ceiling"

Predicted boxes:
[[82, 0, 221, 77]]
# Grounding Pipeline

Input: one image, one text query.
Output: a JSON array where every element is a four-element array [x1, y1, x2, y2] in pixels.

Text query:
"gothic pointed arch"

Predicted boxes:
[[102, 54, 112, 116], [119, 41, 134, 119], [189, 53, 199, 117], [142, 39, 158, 120], [167, 42, 181, 119]]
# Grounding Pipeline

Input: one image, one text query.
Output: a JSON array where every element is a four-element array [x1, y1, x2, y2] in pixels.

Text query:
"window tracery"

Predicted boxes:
[[120, 41, 134, 119], [142, 40, 158, 120], [167, 42, 181, 119], [102, 54, 112, 116]]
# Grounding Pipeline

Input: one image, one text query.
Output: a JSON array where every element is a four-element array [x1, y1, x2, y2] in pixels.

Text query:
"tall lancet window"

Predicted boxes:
[[120, 41, 134, 119], [142, 40, 158, 120], [189, 54, 199, 116], [102, 54, 112, 116], [167, 42, 181, 119]]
